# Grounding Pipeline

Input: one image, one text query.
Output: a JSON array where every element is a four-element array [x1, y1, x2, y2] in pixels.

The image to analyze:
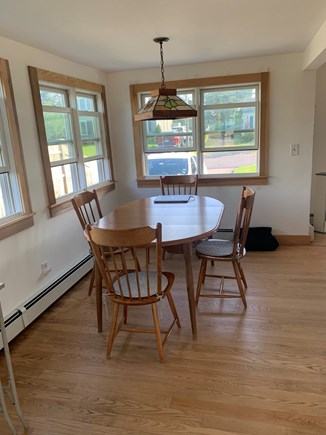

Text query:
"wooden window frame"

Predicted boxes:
[[0, 58, 33, 241], [130, 72, 269, 188], [29, 67, 115, 217]]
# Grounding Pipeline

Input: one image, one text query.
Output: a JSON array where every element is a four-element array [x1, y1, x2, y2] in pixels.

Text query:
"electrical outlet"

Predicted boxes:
[[41, 261, 51, 276], [290, 144, 299, 156]]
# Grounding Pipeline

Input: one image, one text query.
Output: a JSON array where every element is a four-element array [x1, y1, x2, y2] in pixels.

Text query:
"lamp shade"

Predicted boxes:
[[135, 87, 197, 121]]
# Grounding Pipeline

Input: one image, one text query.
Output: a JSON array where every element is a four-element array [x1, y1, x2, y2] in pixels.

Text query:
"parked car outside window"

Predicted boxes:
[[155, 133, 181, 147], [147, 153, 197, 176]]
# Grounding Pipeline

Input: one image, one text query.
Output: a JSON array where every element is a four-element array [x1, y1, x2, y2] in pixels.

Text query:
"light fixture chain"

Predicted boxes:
[[134, 36, 196, 121], [159, 41, 166, 89]]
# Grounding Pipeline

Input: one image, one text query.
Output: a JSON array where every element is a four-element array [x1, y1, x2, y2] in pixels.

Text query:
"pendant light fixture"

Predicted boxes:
[[134, 37, 197, 121]]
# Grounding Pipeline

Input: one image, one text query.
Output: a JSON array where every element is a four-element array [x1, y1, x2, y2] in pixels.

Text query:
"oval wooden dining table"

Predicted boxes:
[[92, 195, 224, 339]]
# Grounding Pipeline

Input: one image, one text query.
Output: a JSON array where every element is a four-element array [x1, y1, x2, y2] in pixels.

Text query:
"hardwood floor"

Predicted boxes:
[[1, 234, 326, 434]]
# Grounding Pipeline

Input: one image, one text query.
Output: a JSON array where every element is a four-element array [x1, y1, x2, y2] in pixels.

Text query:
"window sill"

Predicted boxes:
[[48, 181, 116, 217], [0, 213, 35, 241], [137, 176, 268, 188]]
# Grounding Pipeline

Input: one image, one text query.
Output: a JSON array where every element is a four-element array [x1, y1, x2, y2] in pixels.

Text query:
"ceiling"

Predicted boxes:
[[1, 0, 326, 72]]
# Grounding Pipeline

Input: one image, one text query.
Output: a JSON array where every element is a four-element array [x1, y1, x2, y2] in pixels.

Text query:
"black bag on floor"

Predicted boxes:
[[245, 227, 279, 251]]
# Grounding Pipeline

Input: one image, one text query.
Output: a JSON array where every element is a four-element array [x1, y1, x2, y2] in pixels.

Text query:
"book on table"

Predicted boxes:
[[154, 195, 191, 203]]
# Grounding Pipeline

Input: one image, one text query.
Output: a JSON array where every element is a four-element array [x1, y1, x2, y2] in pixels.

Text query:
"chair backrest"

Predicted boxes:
[[160, 175, 198, 195], [232, 186, 255, 256], [71, 190, 103, 230], [85, 223, 163, 302]]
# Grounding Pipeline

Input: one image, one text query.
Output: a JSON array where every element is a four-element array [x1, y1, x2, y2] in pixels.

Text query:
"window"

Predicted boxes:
[[29, 67, 114, 216], [130, 72, 269, 187], [0, 58, 33, 240]]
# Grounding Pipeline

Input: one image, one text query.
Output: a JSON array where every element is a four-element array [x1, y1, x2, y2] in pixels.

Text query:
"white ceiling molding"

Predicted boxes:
[[303, 19, 326, 70]]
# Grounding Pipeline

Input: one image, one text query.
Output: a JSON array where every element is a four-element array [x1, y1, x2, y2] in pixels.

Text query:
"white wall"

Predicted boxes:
[[107, 53, 316, 235], [0, 35, 318, 318], [311, 63, 326, 218]]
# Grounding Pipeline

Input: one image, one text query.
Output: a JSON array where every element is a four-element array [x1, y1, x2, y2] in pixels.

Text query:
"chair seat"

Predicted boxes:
[[113, 271, 169, 298], [196, 239, 234, 257]]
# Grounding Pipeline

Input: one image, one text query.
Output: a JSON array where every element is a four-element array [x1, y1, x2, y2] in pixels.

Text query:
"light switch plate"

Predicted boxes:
[[290, 144, 299, 156]]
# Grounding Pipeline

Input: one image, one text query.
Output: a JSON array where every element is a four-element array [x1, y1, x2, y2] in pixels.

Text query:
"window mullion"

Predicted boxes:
[[194, 87, 204, 174], [71, 104, 86, 189], [62, 88, 82, 192], [203, 101, 256, 110]]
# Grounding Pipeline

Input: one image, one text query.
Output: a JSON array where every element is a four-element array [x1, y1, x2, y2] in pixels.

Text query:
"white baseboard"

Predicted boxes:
[[0, 256, 92, 349]]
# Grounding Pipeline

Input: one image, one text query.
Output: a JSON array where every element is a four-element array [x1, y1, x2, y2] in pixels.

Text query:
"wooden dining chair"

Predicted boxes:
[[160, 174, 198, 195], [159, 174, 198, 258], [71, 190, 103, 295], [195, 186, 255, 308], [71, 190, 138, 297], [85, 223, 181, 362]]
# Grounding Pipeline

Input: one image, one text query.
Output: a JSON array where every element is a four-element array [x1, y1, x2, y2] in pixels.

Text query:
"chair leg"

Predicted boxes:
[[166, 292, 181, 328], [123, 305, 128, 324], [102, 292, 110, 323], [238, 261, 247, 289], [151, 304, 164, 363], [88, 264, 95, 296], [107, 303, 120, 359], [196, 258, 207, 304], [232, 260, 247, 308]]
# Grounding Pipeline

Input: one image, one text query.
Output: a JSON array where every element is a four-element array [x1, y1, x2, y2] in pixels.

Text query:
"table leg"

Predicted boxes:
[[182, 242, 197, 339], [95, 262, 103, 333]]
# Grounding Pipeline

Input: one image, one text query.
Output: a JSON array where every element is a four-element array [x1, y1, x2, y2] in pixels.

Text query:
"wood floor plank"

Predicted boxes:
[[1, 234, 326, 434]]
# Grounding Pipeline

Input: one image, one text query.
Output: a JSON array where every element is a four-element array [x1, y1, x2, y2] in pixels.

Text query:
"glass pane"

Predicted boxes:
[[177, 92, 194, 105], [144, 119, 194, 151], [40, 89, 67, 107], [203, 87, 256, 105], [204, 107, 256, 149], [205, 131, 255, 149], [0, 143, 4, 167], [146, 152, 197, 176], [84, 159, 104, 186], [0, 172, 15, 218], [202, 150, 258, 175], [82, 140, 101, 158], [0, 123, 6, 167], [78, 115, 100, 139], [51, 163, 79, 198], [77, 94, 96, 111], [48, 142, 75, 162], [44, 112, 75, 161], [44, 112, 73, 142]]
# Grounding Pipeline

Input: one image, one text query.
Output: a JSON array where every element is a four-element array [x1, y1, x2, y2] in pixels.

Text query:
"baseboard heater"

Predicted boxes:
[[0, 255, 93, 349]]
